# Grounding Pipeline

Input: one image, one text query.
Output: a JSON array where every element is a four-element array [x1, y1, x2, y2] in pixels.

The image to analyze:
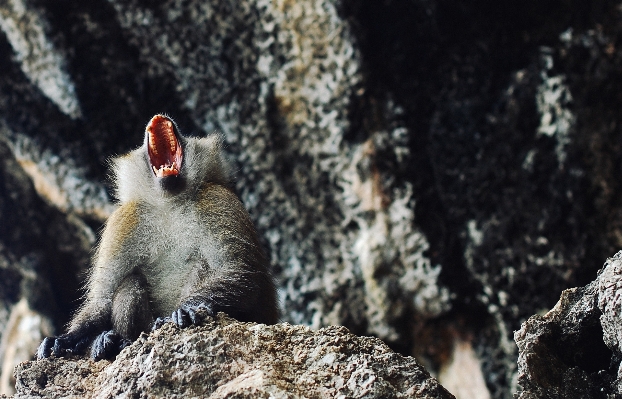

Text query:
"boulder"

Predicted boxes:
[[12, 314, 454, 399], [515, 251, 622, 397]]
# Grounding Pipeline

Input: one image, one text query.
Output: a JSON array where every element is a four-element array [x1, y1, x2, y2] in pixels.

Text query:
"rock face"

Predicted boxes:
[[2, 0, 622, 398], [11, 314, 454, 399], [515, 252, 622, 398]]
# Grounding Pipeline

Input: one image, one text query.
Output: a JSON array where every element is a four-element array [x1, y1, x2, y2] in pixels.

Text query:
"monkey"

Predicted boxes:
[[36, 114, 278, 360]]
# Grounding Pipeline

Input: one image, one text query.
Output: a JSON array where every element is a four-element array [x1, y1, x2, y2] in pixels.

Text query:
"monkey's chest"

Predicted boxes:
[[141, 212, 210, 314]]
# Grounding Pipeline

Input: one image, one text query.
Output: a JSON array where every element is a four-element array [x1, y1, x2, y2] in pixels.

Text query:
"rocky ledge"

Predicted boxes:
[[9, 314, 453, 399], [515, 251, 622, 398]]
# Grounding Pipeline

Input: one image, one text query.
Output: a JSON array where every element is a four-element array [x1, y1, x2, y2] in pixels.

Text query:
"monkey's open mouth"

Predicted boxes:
[[146, 115, 183, 178]]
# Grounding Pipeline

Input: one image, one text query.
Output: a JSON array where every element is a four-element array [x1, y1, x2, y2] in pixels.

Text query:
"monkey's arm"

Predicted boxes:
[[37, 202, 142, 359], [158, 269, 274, 328]]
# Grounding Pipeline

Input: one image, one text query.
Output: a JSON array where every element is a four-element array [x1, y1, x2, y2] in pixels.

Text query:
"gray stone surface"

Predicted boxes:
[[12, 314, 454, 399], [515, 252, 622, 398]]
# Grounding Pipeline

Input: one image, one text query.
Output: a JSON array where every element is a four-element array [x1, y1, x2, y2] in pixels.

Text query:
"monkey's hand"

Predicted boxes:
[[152, 299, 213, 330], [90, 330, 131, 361], [36, 332, 92, 359]]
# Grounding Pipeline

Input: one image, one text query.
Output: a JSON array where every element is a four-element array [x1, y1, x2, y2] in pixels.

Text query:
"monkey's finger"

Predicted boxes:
[[185, 301, 214, 320], [91, 331, 108, 360], [172, 308, 190, 328], [187, 307, 199, 325], [91, 330, 123, 360], [51, 336, 69, 357], [102, 331, 116, 347], [36, 337, 55, 359], [179, 310, 190, 327], [195, 302, 214, 316], [171, 309, 180, 326]]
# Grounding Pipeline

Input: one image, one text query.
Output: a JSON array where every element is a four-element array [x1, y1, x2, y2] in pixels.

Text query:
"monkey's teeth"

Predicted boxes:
[[149, 132, 159, 156], [169, 136, 176, 153], [152, 162, 180, 177], [166, 122, 176, 152], [146, 115, 183, 178]]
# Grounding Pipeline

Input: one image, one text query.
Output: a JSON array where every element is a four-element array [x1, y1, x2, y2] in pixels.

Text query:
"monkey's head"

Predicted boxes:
[[112, 114, 232, 204]]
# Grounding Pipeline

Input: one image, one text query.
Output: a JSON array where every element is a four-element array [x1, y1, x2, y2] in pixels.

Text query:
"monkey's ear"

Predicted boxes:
[[200, 133, 224, 151], [185, 135, 232, 186], [111, 147, 155, 204]]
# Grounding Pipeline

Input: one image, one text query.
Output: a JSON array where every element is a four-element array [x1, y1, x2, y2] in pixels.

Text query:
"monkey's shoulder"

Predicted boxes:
[[96, 201, 144, 262], [103, 201, 142, 236], [193, 184, 261, 244], [194, 183, 249, 218]]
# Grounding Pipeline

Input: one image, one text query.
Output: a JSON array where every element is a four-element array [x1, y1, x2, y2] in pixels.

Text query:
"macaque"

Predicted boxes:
[[37, 114, 277, 360]]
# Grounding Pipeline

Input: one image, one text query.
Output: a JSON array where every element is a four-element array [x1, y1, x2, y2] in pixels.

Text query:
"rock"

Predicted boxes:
[[514, 251, 622, 397], [0, 299, 52, 396], [597, 252, 622, 359], [12, 314, 454, 399]]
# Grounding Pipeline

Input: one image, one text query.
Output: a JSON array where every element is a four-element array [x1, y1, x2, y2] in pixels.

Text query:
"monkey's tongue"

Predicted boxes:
[[146, 115, 183, 178]]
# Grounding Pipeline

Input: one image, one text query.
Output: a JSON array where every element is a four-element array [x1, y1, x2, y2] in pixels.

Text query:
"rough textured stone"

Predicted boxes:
[[514, 252, 622, 398], [0, 299, 52, 395], [12, 314, 454, 399], [599, 262, 622, 335]]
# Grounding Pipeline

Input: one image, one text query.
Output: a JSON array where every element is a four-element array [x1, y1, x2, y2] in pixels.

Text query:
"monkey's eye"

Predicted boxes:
[[146, 115, 183, 178]]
